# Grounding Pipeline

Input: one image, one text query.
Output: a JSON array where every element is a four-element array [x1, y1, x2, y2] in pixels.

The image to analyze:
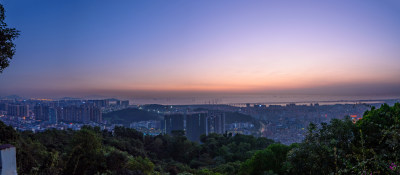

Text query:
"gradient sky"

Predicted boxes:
[[1, 0, 400, 98]]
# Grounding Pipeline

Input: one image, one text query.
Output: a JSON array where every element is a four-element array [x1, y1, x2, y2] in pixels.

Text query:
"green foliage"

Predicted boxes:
[[354, 103, 400, 173], [286, 103, 400, 174], [212, 161, 242, 175], [0, 120, 275, 174], [199, 133, 274, 165], [127, 156, 155, 175], [3, 103, 399, 174], [17, 138, 56, 174], [105, 148, 128, 171], [64, 128, 106, 175], [0, 120, 18, 144], [239, 143, 291, 175], [196, 168, 222, 175], [286, 118, 357, 174], [0, 3, 19, 73]]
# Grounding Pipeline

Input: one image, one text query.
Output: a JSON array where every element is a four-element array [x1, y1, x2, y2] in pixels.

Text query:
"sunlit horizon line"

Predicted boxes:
[[5, 81, 398, 99], [67, 79, 400, 92]]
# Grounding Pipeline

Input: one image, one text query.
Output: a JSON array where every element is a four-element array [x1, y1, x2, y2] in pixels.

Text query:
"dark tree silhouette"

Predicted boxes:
[[0, 4, 19, 73]]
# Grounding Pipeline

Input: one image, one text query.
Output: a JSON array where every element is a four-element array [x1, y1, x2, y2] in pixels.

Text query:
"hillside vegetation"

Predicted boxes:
[[0, 103, 399, 174]]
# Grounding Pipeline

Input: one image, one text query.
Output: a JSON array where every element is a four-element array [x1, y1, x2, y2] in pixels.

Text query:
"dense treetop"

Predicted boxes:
[[0, 4, 19, 73]]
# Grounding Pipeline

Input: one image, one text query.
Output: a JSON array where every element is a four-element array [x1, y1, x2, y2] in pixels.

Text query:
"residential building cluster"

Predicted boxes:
[[0, 98, 129, 132], [1, 95, 399, 145], [239, 102, 381, 144], [129, 120, 162, 136], [34, 105, 102, 123], [162, 111, 226, 142], [225, 122, 255, 135]]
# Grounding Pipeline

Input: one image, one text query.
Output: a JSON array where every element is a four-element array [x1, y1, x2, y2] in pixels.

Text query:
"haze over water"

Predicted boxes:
[[127, 94, 400, 105]]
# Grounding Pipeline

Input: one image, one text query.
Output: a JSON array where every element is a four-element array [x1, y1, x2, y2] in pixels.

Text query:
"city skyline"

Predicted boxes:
[[1, 0, 400, 98]]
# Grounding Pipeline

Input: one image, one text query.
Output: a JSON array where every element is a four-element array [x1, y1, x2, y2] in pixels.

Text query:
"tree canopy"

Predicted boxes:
[[0, 4, 19, 73]]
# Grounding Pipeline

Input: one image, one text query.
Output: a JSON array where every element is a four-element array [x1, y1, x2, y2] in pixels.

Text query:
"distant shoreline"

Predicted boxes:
[[128, 95, 400, 105]]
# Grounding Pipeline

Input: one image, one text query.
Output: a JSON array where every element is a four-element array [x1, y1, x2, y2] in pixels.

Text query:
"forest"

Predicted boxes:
[[0, 103, 399, 175]]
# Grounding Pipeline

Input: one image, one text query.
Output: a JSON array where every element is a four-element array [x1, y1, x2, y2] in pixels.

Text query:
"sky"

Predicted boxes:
[[1, 0, 400, 99]]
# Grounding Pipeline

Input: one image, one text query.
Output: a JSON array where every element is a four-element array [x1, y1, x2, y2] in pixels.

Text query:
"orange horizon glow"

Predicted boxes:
[[1, 0, 400, 98]]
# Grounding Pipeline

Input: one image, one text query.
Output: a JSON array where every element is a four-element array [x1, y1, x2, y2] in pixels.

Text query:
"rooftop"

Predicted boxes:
[[0, 144, 15, 150]]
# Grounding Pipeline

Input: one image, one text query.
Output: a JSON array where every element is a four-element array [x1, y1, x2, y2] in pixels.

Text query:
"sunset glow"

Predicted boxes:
[[1, 0, 400, 98]]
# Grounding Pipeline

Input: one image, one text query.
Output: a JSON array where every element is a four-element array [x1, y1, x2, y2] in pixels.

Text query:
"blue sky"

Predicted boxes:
[[1, 0, 400, 98]]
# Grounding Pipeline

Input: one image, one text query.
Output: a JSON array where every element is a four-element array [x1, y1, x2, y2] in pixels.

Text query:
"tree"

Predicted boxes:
[[286, 118, 357, 174], [354, 103, 400, 173], [239, 143, 292, 175], [64, 129, 105, 175], [285, 104, 400, 174], [127, 156, 155, 175], [0, 4, 19, 73], [213, 161, 242, 175], [0, 121, 18, 144]]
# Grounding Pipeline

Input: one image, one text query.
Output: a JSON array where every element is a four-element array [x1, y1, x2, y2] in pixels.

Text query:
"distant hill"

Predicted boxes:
[[103, 108, 160, 125], [225, 111, 260, 129], [225, 112, 254, 123], [193, 108, 259, 128], [105, 98, 121, 101], [193, 108, 252, 123], [141, 104, 169, 110]]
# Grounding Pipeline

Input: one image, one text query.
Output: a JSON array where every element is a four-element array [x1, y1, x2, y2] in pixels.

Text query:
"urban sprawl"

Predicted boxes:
[[1, 97, 399, 145]]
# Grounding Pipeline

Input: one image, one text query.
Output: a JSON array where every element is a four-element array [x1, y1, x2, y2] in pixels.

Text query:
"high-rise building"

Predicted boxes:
[[34, 105, 49, 121], [7, 105, 29, 117], [163, 114, 184, 134], [81, 106, 91, 123], [163, 112, 226, 142], [56, 107, 63, 121], [58, 105, 102, 123], [8, 105, 18, 116], [185, 111, 226, 142], [49, 107, 57, 124], [186, 112, 207, 142], [90, 106, 102, 123], [207, 111, 226, 134], [62, 106, 79, 122], [0, 103, 8, 111]]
